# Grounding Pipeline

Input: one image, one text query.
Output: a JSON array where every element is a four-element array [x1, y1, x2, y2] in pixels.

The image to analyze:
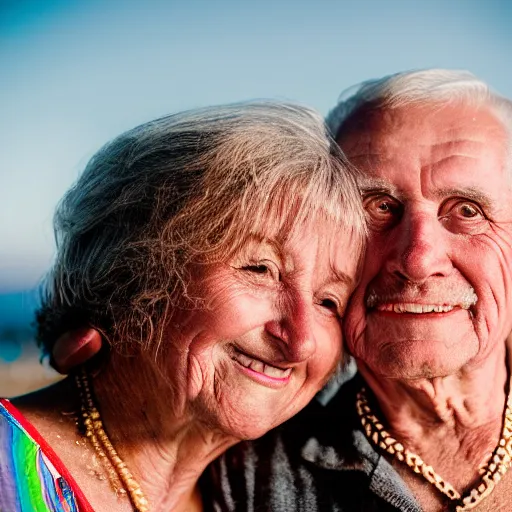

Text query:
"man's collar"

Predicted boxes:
[[315, 356, 358, 407], [299, 371, 422, 511]]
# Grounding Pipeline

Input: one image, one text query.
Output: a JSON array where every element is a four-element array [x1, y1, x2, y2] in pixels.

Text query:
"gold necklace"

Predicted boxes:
[[356, 387, 512, 511], [76, 367, 150, 512]]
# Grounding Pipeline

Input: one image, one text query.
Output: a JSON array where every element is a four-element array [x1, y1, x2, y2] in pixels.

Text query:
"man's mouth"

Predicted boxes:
[[366, 288, 478, 313], [375, 303, 457, 314], [231, 347, 292, 379]]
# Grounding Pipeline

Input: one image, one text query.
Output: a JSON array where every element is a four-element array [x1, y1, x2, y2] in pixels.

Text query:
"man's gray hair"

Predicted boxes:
[[326, 69, 512, 146], [37, 101, 366, 356]]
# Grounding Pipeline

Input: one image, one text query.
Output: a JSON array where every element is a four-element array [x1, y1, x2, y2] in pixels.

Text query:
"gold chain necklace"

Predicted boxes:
[[75, 367, 150, 512], [356, 387, 512, 511]]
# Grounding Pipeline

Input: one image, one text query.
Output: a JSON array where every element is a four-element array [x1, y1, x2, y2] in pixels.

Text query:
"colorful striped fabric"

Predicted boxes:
[[0, 399, 93, 512]]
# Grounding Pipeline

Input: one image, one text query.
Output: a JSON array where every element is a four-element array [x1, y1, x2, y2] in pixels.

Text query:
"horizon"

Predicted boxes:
[[2, 0, 511, 293]]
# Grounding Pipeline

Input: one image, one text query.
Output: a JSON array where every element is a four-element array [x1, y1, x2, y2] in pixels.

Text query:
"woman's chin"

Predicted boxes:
[[189, 358, 315, 439], [193, 389, 298, 441], [225, 393, 307, 440], [219, 411, 287, 440]]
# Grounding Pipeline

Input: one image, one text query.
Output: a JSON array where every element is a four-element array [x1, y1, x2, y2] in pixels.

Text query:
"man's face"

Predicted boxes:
[[339, 103, 512, 379]]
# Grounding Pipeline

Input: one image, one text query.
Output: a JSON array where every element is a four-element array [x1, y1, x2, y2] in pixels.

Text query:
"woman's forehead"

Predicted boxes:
[[235, 219, 359, 270]]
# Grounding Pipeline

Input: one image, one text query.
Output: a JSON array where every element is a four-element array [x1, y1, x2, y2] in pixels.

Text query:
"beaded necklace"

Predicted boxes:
[[75, 367, 150, 512], [356, 387, 512, 511]]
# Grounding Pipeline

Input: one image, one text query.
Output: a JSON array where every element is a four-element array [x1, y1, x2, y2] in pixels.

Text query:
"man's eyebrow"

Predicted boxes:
[[432, 187, 493, 209], [358, 177, 398, 196]]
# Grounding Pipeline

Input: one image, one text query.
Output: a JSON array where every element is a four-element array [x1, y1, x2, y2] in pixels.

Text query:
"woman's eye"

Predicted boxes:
[[240, 261, 280, 281], [318, 297, 341, 317], [243, 264, 270, 273], [363, 194, 403, 230]]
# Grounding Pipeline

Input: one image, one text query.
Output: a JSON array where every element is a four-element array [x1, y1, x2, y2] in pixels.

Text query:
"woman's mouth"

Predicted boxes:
[[231, 347, 292, 383]]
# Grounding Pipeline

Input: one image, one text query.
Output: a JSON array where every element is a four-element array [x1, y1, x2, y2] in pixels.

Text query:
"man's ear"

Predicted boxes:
[[51, 328, 103, 374]]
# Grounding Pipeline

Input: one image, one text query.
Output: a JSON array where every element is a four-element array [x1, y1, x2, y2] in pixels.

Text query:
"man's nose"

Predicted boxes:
[[384, 211, 452, 283], [264, 296, 317, 363]]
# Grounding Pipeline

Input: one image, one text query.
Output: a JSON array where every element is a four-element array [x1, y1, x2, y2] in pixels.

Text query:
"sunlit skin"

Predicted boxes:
[[48, 101, 512, 510], [149, 219, 359, 440], [17, 216, 359, 511], [339, 103, 512, 510], [342, 103, 512, 379]]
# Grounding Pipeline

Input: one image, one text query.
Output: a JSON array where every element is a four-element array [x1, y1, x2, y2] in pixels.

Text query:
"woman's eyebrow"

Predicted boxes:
[[238, 235, 283, 262], [330, 267, 354, 288]]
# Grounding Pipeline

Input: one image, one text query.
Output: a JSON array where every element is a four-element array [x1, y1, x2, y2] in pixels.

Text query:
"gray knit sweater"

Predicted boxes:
[[207, 374, 423, 512]]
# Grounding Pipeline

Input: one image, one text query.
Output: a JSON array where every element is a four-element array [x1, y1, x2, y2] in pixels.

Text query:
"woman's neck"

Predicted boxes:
[[89, 351, 239, 511]]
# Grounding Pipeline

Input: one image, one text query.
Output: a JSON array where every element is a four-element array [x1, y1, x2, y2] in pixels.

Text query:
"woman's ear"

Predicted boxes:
[[51, 328, 103, 374]]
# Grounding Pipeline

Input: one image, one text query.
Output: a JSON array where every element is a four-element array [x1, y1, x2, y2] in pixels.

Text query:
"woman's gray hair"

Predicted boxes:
[[37, 101, 366, 356], [326, 69, 512, 153]]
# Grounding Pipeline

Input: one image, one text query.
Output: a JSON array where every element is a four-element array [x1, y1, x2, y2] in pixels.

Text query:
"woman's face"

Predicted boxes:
[[164, 218, 360, 439]]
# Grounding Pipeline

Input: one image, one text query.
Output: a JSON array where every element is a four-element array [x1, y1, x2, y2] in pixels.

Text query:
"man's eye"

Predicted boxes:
[[458, 203, 480, 218], [363, 194, 403, 230], [377, 202, 392, 212], [439, 199, 488, 235]]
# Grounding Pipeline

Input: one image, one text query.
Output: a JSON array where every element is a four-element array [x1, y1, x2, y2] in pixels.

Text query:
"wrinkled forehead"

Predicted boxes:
[[243, 209, 360, 257], [338, 103, 505, 147], [336, 103, 510, 183]]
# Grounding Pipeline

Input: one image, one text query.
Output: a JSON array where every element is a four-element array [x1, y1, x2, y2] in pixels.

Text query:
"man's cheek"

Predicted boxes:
[[473, 235, 512, 312], [344, 306, 367, 358]]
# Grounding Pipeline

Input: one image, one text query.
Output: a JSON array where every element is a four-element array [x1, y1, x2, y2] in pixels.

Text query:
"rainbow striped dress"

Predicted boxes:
[[0, 399, 93, 512]]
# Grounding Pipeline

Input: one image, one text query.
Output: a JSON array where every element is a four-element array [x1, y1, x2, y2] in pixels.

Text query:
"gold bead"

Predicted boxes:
[[76, 369, 149, 511], [356, 385, 511, 509]]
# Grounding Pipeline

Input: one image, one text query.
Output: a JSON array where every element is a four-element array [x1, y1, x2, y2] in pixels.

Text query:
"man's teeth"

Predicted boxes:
[[376, 303, 455, 313], [367, 287, 478, 312], [234, 351, 292, 378]]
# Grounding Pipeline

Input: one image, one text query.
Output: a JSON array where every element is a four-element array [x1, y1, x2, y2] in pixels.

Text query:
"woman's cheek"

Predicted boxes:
[[186, 353, 206, 401], [308, 321, 343, 383], [186, 346, 233, 404]]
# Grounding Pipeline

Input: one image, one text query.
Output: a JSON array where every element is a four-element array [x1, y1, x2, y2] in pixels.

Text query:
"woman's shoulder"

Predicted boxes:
[[0, 394, 94, 512]]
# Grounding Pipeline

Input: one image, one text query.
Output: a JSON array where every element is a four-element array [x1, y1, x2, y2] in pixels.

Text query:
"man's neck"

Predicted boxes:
[[356, 343, 509, 505], [359, 343, 508, 430]]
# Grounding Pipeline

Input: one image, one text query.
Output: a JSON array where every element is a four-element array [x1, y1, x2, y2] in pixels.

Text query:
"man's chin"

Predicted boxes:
[[361, 339, 479, 380]]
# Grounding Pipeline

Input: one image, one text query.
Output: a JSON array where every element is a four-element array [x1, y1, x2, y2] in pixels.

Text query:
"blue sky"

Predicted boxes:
[[1, 0, 511, 293]]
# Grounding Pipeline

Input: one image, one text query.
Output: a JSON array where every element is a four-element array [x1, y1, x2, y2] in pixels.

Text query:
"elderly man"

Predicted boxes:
[[210, 70, 512, 512], [51, 69, 512, 511]]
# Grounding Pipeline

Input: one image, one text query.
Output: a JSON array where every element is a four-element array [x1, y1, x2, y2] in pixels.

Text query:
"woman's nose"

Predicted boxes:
[[264, 297, 317, 363]]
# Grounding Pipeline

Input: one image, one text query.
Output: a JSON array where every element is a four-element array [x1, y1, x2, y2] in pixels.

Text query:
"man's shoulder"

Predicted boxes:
[[209, 373, 422, 511], [209, 374, 372, 510], [281, 369, 362, 437]]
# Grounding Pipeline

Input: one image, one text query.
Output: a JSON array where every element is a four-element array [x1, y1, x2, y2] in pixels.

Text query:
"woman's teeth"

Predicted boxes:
[[233, 350, 292, 378]]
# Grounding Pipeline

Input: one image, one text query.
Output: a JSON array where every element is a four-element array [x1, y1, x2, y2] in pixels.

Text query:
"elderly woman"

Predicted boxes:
[[0, 101, 365, 511]]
